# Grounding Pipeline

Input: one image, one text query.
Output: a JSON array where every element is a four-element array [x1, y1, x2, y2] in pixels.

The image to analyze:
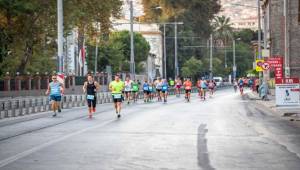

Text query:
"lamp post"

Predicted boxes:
[[129, 0, 135, 79], [57, 0, 63, 73]]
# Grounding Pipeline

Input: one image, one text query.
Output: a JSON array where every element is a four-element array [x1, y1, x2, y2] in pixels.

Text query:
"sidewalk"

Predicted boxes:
[[246, 90, 300, 125]]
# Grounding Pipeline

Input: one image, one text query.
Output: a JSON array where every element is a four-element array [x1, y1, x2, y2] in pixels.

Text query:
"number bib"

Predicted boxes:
[[143, 86, 149, 91], [113, 94, 122, 99], [87, 95, 95, 100]]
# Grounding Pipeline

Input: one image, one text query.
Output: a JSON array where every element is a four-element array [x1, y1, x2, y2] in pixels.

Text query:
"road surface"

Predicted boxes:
[[0, 88, 300, 170]]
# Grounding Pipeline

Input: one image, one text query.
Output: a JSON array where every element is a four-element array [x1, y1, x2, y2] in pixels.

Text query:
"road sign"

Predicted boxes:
[[261, 62, 270, 70], [256, 59, 264, 72]]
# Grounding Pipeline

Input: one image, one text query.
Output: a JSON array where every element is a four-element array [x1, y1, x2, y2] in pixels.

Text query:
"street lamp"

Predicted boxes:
[[57, 0, 63, 73], [129, 0, 135, 80]]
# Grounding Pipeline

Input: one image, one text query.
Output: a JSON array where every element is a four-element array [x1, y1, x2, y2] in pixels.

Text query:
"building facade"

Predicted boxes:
[[262, 0, 300, 78]]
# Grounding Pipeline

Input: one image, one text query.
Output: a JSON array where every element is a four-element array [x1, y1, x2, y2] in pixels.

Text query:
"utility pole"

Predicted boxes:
[[129, 1, 135, 79], [257, 0, 263, 83], [233, 39, 236, 81], [163, 24, 167, 79], [57, 0, 63, 73], [209, 34, 213, 80], [94, 23, 99, 76], [174, 23, 178, 78], [284, 0, 290, 77]]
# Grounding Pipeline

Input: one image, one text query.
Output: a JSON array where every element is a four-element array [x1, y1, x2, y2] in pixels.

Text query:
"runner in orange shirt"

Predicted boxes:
[[183, 78, 193, 102]]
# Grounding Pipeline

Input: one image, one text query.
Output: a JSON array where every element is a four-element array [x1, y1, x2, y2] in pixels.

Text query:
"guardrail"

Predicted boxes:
[[0, 85, 231, 119]]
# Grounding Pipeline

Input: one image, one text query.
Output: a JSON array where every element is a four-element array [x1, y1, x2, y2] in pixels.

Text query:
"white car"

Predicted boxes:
[[213, 77, 223, 86]]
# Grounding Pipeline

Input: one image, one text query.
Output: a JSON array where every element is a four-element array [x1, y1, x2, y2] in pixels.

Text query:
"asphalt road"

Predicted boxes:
[[0, 88, 300, 170]]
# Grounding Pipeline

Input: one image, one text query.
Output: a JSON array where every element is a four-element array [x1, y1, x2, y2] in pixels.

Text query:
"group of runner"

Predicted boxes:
[[46, 73, 217, 119]]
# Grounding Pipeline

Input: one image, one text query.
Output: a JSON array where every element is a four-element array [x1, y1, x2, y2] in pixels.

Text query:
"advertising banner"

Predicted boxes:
[[275, 78, 300, 106]]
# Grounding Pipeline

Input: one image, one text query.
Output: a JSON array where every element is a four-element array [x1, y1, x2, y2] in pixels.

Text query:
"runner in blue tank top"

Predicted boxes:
[[46, 74, 64, 117], [143, 80, 150, 103]]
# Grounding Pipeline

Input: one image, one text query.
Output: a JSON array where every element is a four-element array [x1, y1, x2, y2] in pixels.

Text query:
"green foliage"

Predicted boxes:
[[86, 31, 150, 74], [0, 0, 122, 77], [181, 57, 203, 78]]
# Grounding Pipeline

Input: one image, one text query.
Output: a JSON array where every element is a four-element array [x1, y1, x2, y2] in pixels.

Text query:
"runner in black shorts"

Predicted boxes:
[[83, 74, 100, 118]]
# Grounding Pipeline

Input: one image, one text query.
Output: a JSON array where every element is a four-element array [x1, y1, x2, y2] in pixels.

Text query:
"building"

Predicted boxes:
[[219, 0, 259, 30], [262, 0, 300, 78], [112, 20, 163, 79]]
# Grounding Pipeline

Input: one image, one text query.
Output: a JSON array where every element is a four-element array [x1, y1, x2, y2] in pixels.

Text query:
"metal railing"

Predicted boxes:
[[0, 85, 231, 119]]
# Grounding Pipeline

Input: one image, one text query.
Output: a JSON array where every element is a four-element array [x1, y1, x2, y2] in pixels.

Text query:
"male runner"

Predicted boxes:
[[45, 74, 64, 117], [109, 74, 124, 118], [83, 74, 100, 118]]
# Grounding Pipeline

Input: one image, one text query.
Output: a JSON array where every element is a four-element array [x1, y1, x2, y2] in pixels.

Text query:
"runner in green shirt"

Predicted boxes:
[[131, 80, 139, 102], [109, 74, 124, 118]]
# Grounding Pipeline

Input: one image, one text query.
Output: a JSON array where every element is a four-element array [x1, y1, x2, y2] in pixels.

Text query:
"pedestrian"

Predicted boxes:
[[109, 74, 125, 118], [259, 81, 269, 101], [45, 74, 64, 117], [83, 74, 100, 119]]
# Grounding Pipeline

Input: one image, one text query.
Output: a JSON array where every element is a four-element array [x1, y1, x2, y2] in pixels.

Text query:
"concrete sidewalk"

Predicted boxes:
[[246, 90, 300, 125]]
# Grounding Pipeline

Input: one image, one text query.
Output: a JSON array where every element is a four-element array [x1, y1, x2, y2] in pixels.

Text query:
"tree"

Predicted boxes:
[[142, 0, 221, 78], [0, 0, 122, 77], [181, 57, 203, 79], [86, 31, 150, 74], [109, 31, 150, 73]]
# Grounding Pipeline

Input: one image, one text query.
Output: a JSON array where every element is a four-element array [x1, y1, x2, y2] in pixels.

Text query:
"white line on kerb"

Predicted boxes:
[[0, 119, 114, 168]]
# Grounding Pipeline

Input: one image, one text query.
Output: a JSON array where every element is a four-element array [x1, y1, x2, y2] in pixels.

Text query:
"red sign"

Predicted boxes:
[[275, 78, 300, 84], [267, 57, 284, 81]]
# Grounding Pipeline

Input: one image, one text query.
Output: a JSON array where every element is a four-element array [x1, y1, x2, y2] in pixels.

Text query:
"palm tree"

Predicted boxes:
[[212, 16, 233, 68]]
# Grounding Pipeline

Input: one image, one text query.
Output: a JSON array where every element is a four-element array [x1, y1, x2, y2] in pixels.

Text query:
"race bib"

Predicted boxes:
[[87, 95, 95, 100], [162, 86, 168, 90], [143, 86, 149, 91], [113, 94, 122, 99], [149, 87, 153, 91]]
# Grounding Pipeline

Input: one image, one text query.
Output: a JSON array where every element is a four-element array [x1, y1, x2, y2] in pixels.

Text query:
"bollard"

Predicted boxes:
[[11, 100, 18, 117], [4, 101, 9, 118], [81, 95, 86, 106], [0, 101, 4, 119], [24, 99, 30, 115]]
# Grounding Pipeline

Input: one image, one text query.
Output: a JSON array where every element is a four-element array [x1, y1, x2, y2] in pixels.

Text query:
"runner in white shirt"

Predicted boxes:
[[124, 76, 133, 104]]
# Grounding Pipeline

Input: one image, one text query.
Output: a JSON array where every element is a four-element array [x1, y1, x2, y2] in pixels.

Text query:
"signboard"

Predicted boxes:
[[256, 59, 264, 72], [267, 57, 283, 80], [275, 78, 300, 106]]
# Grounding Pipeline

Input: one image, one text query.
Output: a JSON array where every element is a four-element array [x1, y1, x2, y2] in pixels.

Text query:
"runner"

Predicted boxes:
[[124, 76, 133, 104], [200, 79, 208, 100], [169, 78, 175, 88], [143, 80, 150, 102], [83, 74, 100, 118], [45, 74, 64, 117], [197, 78, 202, 97], [208, 80, 215, 97], [175, 77, 182, 97], [148, 82, 154, 101], [161, 79, 169, 103], [155, 77, 163, 102], [183, 78, 192, 102], [131, 80, 139, 102], [109, 74, 124, 118], [233, 79, 238, 93], [238, 77, 244, 95]]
